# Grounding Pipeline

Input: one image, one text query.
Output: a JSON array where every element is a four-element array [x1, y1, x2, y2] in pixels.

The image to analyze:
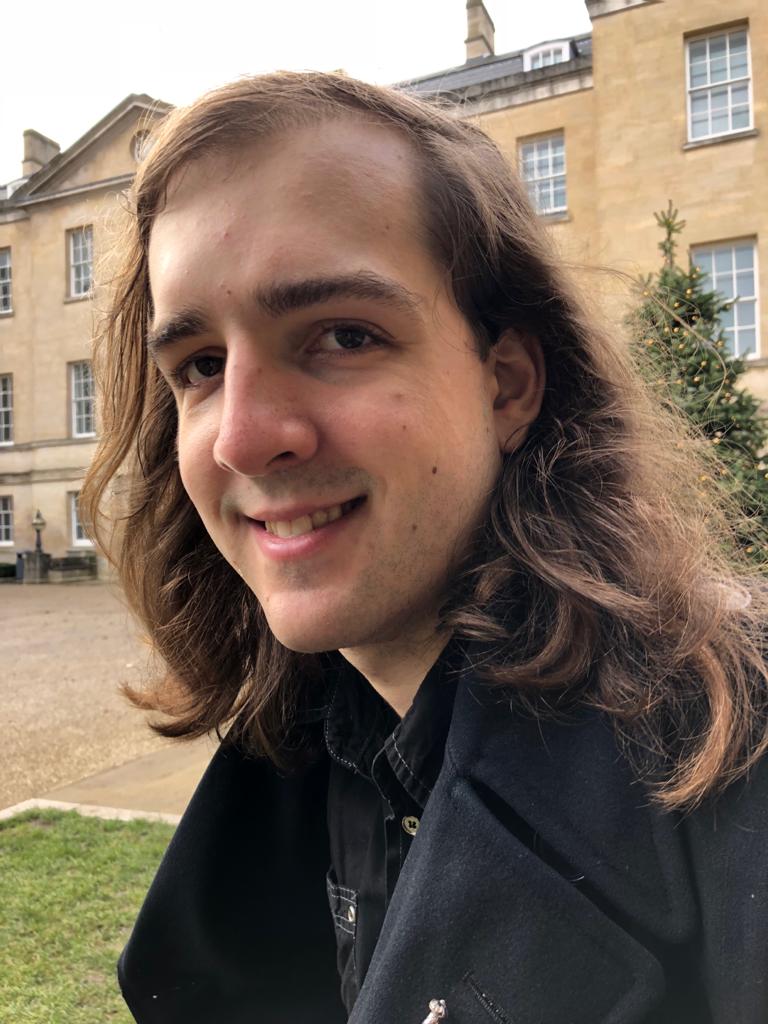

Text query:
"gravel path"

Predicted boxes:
[[1, 582, 173, 809]]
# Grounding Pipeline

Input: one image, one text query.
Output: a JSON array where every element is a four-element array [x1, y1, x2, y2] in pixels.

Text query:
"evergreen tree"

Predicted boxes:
[[630, 201, 768, 564]]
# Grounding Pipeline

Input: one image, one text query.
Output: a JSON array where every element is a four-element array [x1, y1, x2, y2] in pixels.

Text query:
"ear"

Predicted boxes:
[[488, 329, 545, 453]]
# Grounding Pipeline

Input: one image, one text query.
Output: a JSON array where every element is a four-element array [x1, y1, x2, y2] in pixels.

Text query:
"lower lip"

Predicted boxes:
[[249, 501, 366, 561]]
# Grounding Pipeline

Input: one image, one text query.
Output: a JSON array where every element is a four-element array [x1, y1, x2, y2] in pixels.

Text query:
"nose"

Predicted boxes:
[[212, 353, 320, 477]]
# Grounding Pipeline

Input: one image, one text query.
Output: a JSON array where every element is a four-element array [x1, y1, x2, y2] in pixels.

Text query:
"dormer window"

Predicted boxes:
[[524, 42, 570, 72]]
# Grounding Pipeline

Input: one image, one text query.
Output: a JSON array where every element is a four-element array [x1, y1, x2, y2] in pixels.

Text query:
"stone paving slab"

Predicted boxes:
[[37, 736, 216, 817]]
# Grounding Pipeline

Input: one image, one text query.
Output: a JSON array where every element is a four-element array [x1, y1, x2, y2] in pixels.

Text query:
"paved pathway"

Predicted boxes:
[[1, 582, 211, 814]]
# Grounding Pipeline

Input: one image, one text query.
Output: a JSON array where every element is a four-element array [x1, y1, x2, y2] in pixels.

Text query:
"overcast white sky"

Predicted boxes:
[[1, 0, 592, 185]]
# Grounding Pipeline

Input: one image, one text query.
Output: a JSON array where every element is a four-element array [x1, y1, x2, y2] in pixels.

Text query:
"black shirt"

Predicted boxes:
[[324, 645, 460, 1013]]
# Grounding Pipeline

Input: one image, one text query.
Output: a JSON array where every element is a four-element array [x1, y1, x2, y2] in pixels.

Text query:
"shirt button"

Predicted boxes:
[[402, 815, 420, 836], [346, 905, 356, 924]]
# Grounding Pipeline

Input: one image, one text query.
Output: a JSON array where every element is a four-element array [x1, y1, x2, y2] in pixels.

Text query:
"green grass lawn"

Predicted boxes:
[[0, 809, 174, 1023]]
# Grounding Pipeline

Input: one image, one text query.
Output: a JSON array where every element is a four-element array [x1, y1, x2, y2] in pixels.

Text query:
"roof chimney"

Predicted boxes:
[[465, 0, 495, 62], [22, 130, 60, 177]]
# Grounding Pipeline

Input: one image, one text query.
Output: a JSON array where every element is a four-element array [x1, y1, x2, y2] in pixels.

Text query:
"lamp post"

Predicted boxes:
[[31, 509, 46, 553]]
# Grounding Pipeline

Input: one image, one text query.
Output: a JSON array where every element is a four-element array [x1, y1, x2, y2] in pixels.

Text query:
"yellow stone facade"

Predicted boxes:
[[0, 97, 167, 568], [469, 0, 767, 395]]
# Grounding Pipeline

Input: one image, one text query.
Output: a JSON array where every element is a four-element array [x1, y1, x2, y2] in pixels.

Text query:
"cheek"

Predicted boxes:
[[176, 418, 217, 510]]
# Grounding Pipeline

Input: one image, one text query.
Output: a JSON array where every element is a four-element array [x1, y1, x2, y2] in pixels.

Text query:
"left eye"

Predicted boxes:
[[314, 326, 382, 353]]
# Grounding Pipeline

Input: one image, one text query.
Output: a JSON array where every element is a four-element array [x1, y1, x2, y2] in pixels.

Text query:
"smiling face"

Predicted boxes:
[[147, 119, 532, 658]]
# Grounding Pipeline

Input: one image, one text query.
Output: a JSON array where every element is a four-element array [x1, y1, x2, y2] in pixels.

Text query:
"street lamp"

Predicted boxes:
[[31, 509, 46, 553]]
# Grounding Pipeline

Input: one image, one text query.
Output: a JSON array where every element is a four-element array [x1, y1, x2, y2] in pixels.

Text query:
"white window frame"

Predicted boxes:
[[0, 247, 11, 314], [686, 27, 752, 143], [69, 491, 93, 547], [691, 239, 760, 359], [519, 133, 567, 216], [70, 361, 96, 438], [68, 225, 93, 298], [0, 374, 12, 445], [524, 42, 569, 72], [0, 495, 13, 546]]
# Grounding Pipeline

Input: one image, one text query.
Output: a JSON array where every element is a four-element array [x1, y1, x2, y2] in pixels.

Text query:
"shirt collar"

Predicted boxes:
[[323, 641, 462, 804]]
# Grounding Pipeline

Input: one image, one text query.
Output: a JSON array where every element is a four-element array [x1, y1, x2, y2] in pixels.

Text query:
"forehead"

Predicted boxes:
[[145, 117, 450, 341], [149, 118, 430, 277]]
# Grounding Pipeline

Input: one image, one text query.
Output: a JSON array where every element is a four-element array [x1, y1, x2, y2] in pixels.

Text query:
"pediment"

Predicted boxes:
[[20, 94, 169, 202]]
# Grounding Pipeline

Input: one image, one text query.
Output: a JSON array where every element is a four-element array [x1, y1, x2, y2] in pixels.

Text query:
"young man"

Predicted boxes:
[[83, 73, 768, 1024]]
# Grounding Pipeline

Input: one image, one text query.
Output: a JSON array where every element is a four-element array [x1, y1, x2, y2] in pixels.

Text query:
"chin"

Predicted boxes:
[[264, 614, 355, 655]]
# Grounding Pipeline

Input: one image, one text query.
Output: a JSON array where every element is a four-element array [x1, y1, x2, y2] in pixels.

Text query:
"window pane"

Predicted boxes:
[[732, 108, 749, 130], [736, 270, 755, 297], [710, 87, 728, 110], [734, 245, 754, 270], [689, 64, 708, 88], [736, 300, 756, 327], [737, 328, 756, 357], [695, 251, 712, 275], [553, 186, 566, 210], [720, 306, 735, 329], [552, 151, 565, 174], [731, 84, 749, 106], [691, 116, 708, 138], [729, 31, 747, 54], [714, 249, 733, 276], [710, 58, 728, 83], [689, 41, 707, 62], [730, 53, 748, 78], [709, 35, 726, 58]]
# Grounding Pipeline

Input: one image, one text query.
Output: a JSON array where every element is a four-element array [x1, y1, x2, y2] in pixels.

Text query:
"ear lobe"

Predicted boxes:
[[491, 329, 545, 453]]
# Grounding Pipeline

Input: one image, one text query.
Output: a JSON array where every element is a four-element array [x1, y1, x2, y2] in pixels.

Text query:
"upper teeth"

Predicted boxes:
[[265, 500, 356, 538]]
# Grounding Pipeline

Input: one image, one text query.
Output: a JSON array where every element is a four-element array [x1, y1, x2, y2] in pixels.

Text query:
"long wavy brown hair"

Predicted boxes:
[[82, 71, 768, 810]]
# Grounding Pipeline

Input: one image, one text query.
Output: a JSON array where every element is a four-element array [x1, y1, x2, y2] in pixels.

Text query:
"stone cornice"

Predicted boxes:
[[15, 174, 133, 208], [586, 0, 661, 20], [458, 63, 593, 116]]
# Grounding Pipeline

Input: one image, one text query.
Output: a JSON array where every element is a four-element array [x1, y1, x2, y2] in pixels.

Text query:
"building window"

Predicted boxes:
[[0, 374, 11, 442], [0, 374, 12, 445], [68, 225, 93, 297], [524, 43, 569, 71], [0, 248, 11, 313], [0, 496, 12, 545], [687, 28, 751, 141], [70, 361, 95, 437], [70, 491, 93, 546], [691, 240, 758, 358], [519, 133, 566, 215]]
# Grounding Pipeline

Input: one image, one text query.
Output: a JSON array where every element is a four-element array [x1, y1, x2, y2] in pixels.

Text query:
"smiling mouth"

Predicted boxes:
[[256, 496, 367, 538]]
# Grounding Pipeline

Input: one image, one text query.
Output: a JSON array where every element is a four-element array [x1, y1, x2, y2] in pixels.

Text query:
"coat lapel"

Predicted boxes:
[[350, 666, 697, 1024]]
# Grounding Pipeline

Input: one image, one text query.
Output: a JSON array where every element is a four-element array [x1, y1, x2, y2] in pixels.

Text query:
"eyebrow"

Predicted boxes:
[[146, 309, 209, 356], [146, 271, 422, 355], [254, 272, 422, 319]]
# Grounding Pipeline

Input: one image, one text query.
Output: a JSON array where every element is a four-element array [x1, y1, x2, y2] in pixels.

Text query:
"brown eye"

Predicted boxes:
[[314, 325, 385, 353], [184, 355, 223, 385]]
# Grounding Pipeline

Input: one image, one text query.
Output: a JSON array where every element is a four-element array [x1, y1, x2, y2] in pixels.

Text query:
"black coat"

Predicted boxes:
[[119, 666, 768, 1023]]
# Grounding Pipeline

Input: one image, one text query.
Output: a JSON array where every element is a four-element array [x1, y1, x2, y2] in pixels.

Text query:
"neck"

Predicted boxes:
[[339, 628, 451, 718]]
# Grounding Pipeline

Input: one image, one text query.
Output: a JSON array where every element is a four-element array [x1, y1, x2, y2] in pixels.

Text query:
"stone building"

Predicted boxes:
[[0, 0, 764, 569], [407, 0, 766, 399], [0, 96, 168, 569]]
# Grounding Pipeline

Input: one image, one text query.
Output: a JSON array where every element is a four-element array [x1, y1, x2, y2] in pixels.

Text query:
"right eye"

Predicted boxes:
[[173, 355, 224, 388]]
